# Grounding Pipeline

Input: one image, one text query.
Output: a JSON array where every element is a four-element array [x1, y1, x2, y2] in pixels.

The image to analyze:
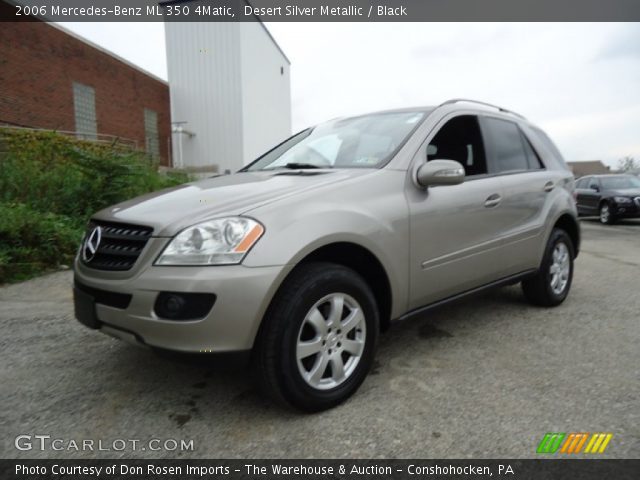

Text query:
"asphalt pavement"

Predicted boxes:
[[1, 219, 638, 459]]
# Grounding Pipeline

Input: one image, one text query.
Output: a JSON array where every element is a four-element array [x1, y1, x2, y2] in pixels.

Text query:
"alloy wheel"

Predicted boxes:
[[600, 204, 610, 224], [296, 293, 366, 390], [549, 242, 570, 295]]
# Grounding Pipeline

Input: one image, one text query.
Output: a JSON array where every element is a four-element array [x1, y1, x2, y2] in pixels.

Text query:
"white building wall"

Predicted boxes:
[[165, 20, 291, 173], [239, 22, 292, 164]]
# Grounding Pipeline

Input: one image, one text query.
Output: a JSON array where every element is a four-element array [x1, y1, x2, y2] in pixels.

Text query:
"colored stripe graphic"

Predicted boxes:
[[538, 433, 613, 454], [584, 433, 613, 454], [560, 433, 589, 454], [537, 433, 566, 453]]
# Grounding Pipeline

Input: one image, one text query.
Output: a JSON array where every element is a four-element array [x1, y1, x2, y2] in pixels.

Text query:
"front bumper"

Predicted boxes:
[[73, 258, 290, 353], [612, 199, 640, 218]]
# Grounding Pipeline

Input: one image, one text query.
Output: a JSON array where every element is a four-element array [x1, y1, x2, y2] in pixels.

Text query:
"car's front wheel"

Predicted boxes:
[[522, 228, 574, 307], [253, 262, 379, 412], [600, 202, 615, 225]]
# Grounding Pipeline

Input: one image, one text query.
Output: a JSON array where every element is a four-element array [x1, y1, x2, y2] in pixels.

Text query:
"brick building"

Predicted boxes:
[[0, 2, 171, 165], [567, 160, 610, 178]]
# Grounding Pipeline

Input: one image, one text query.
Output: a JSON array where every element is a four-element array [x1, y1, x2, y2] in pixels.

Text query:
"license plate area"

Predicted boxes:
[[73, 287, 101, 329]]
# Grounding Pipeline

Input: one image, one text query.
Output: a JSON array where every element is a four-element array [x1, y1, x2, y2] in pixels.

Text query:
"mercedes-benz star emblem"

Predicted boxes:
[[82, 226, 102, 262]]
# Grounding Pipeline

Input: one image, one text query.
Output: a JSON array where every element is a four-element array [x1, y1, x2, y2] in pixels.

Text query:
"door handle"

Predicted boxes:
[[543, 181, 555, 192], [484, 193, 501, 208]]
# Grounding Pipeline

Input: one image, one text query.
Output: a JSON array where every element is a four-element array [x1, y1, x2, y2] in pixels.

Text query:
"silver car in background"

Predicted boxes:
[[74, 99, 579, 411]]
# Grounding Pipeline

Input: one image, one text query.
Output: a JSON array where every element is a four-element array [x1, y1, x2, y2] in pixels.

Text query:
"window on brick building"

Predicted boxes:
[[72, 82, 97, 140], [144, 108, 160, 159]]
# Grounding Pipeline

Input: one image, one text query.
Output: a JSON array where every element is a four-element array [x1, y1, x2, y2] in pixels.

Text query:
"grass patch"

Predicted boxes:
[[0, 128, 190, 283]]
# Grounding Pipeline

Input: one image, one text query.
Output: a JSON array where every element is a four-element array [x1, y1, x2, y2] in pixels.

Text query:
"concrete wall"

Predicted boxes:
[[165, 19, 291, 172], [165, 22, 244, 171], [239, 22, 292, 164]]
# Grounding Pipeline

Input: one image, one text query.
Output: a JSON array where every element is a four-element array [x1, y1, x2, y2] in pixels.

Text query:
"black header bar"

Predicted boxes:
[[2, 0, 640, 22]]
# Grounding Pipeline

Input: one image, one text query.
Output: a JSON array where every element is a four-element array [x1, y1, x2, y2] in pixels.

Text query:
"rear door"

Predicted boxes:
[[575, 177, 592, 215], [479, 116, 558, 275]]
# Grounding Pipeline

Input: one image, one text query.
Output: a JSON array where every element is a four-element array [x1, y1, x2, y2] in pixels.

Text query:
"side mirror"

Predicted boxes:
[[416, 159, 465, 188], [591, 185, 600, 192]]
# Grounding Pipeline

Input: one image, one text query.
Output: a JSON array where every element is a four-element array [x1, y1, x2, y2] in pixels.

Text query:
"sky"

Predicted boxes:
[[59, 22, 640, 167]]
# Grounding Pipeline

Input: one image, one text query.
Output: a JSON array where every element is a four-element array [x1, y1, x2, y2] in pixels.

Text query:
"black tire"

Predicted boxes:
[[522, 228, 575, 307], [599, 202, 616, 225], [253, 262, 379, 412]]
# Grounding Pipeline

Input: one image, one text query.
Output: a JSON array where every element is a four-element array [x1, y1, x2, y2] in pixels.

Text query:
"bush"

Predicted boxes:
[[0, 202, 83, 282], [0, 128, 189, 218], [0, 128, 191, 283]]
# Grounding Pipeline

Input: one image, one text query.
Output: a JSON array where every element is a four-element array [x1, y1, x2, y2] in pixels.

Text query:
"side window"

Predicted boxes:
[[427, 115, 487, 176], [520, 132, 543, 170], [483, 117, 530, 173], [575, 177, 588, 189], [588, 178, 600, 190], [531, 125, 566, 163]]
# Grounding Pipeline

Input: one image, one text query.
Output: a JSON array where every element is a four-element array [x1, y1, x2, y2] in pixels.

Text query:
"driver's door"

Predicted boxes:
[[407, 114, 509, 309], [583, 177, 602, 214]]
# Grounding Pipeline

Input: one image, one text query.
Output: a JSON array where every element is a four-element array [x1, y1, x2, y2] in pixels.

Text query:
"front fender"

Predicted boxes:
[[243, 173, 410, 318]]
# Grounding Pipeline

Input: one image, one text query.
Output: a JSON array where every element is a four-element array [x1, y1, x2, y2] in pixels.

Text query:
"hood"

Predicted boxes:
[[92, 169, 373, 236]]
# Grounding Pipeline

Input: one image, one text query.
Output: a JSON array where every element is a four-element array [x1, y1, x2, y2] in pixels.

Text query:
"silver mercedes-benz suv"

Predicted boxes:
[[74, 99, 579, 411]]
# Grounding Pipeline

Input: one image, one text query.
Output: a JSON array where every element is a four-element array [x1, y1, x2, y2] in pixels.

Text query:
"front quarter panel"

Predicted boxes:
[[242, 170, 411, 318]]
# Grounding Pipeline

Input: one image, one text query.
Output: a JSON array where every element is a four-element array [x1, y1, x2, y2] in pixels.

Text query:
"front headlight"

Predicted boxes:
[[155, 217, 264, 265], [613, 196, 632, 204]]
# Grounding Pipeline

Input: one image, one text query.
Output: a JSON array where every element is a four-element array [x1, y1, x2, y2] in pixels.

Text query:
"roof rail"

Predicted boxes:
[[438, 98, 526, 119]]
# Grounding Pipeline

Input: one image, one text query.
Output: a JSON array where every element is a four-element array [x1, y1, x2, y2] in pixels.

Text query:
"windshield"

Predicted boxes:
[[600, 176, 640, 190], [244, 111, 426, 171]]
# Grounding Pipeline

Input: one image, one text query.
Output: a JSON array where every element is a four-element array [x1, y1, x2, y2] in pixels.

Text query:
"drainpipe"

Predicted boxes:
[[171, 121, 195, 169]]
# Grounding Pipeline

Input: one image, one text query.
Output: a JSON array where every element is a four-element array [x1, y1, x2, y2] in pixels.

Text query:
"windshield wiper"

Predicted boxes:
[[281, 162, 324, 169]]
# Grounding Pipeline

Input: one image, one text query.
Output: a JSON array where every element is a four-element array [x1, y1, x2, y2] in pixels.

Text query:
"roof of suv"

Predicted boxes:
[[362, 99, 527, 123]]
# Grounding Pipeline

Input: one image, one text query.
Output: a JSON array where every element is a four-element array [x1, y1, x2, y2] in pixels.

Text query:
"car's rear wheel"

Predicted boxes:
[[253, 262, 378, 412], [600, 202, 615, 225], [522, 228, 574, 307]]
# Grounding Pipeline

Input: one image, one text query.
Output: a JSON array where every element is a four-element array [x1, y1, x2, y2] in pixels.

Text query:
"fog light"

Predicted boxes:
[[154, 292, 216, 321]]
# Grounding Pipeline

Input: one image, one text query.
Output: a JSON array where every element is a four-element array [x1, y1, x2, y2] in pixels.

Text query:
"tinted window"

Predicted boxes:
[[531, 125, 566, 163], [483, 118, 530, 173], [521, 132, 543, 170], [427, 115, 487, 176], [575, 177, 589, 189], [600, 176, 640, 190]]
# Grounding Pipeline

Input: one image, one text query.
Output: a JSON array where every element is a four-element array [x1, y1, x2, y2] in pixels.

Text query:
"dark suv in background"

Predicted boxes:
[[575, 174, 640, 224]]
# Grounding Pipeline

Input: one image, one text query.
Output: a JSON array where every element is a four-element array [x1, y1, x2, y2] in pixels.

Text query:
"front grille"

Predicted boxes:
[[74, 280, 132, 309], [82, 220, 153, 271]]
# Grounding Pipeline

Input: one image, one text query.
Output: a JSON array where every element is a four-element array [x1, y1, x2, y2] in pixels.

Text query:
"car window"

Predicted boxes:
[[427, 115, 487, 176], [588, 178, 600, 190], [483, 117, 530, 174], [600, 176, 640, 189], [530, 125, 566, 163], [244, 111, 426, 171], [521, 132, 543, 170], [575, 177, 588, 189], [306, 134, 343, 162]]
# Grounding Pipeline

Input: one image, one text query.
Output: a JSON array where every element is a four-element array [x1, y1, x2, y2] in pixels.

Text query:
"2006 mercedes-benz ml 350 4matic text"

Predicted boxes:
[[74, 99, 580, 411]]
